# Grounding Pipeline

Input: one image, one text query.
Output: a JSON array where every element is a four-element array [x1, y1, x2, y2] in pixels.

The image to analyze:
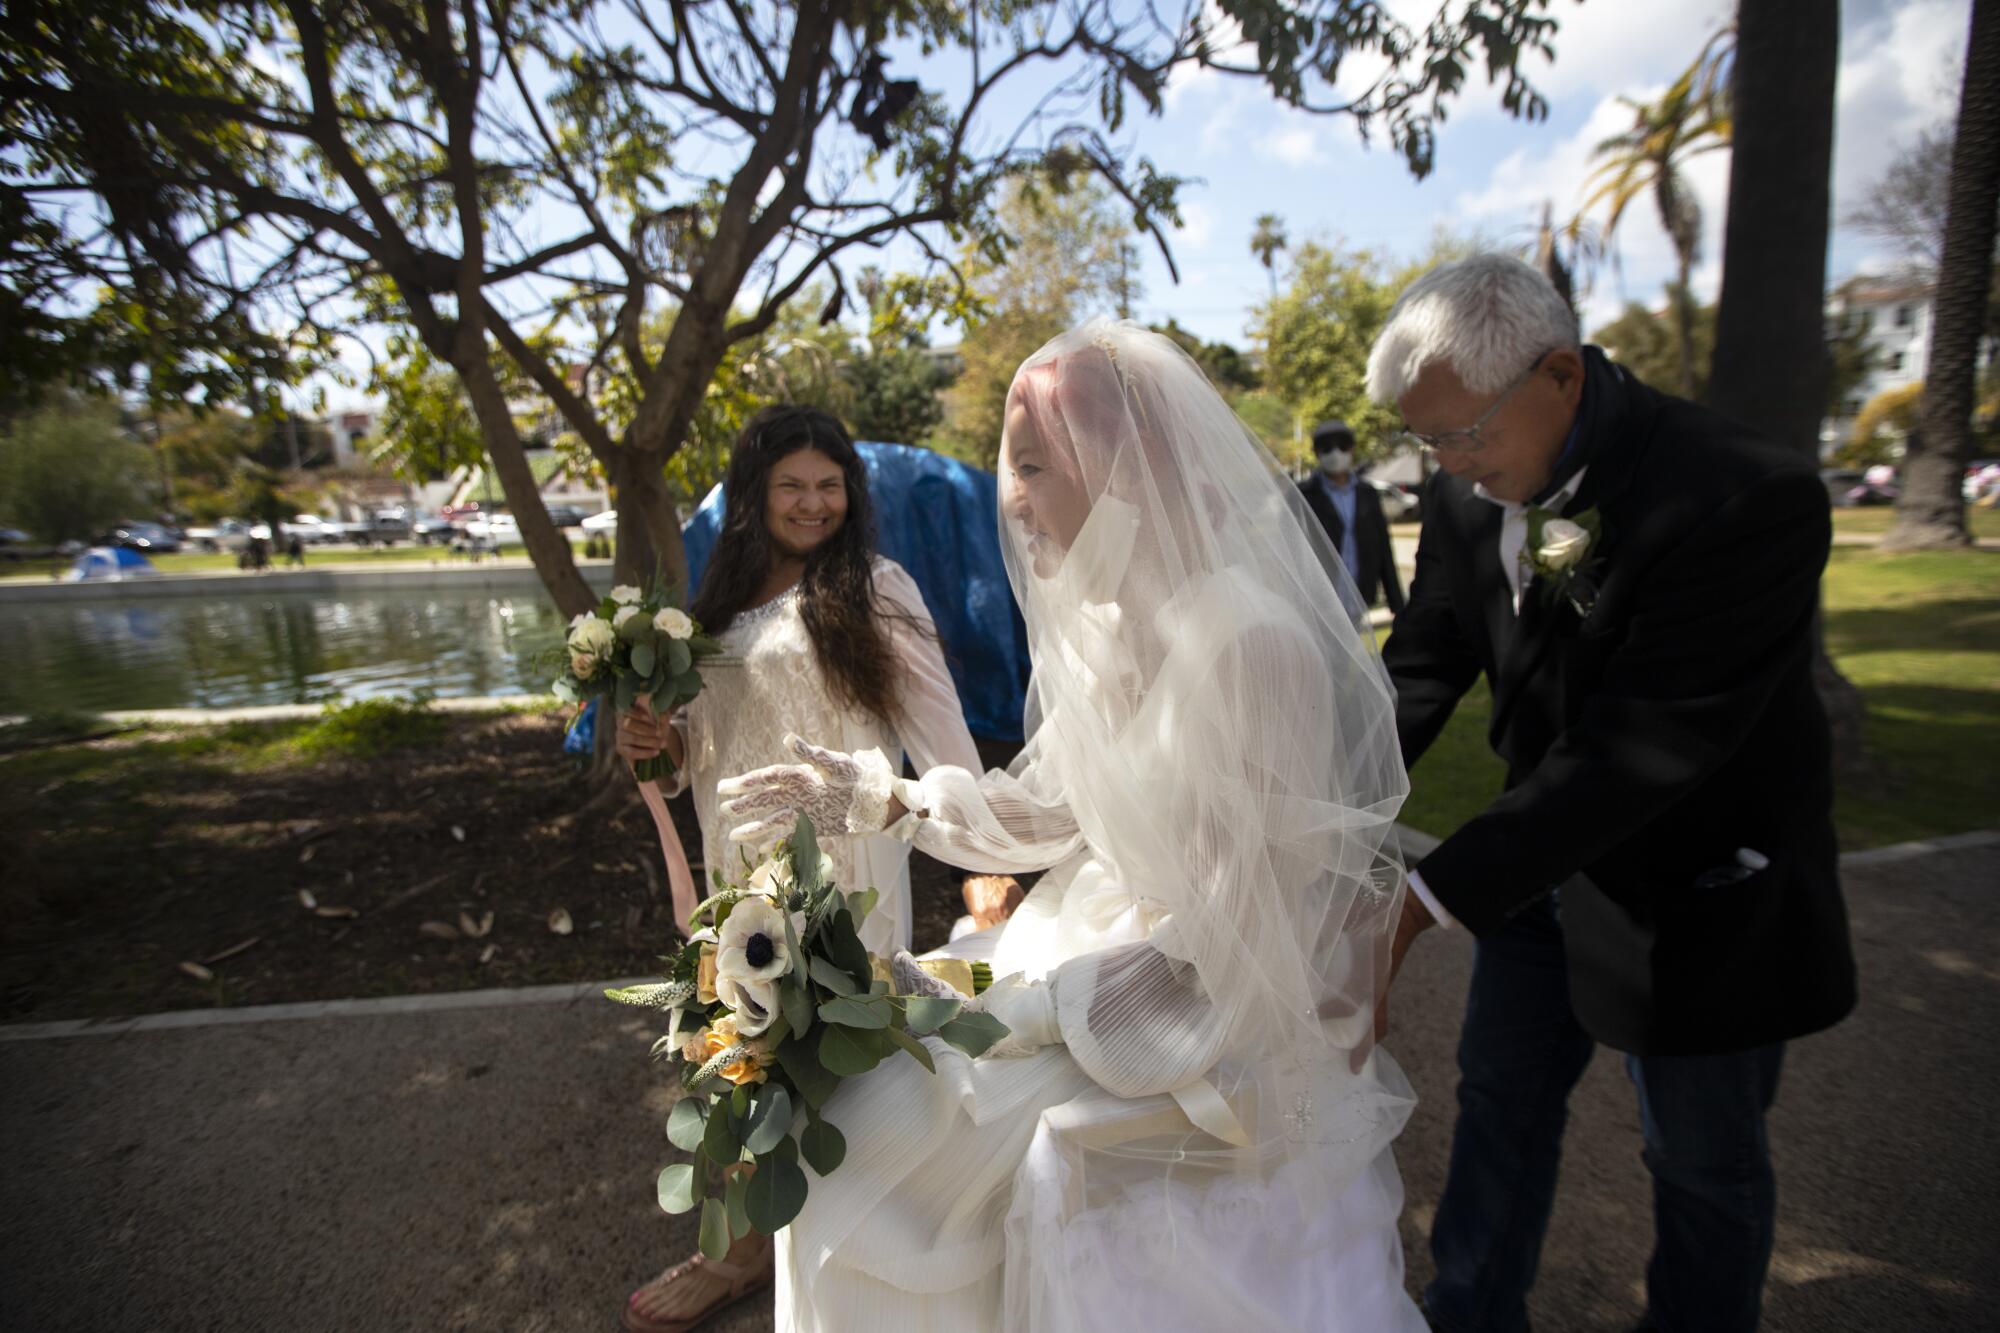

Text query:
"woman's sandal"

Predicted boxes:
[[621, 1244, 773, 1333]]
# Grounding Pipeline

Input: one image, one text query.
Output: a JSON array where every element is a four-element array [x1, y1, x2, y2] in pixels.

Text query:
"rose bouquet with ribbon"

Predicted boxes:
[[551, 580, 722, 783], [607, 815, 1007, 1255]]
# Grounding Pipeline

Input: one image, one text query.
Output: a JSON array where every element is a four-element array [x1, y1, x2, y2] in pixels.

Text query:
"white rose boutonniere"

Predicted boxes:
[[1522, 506, 1605, 616]]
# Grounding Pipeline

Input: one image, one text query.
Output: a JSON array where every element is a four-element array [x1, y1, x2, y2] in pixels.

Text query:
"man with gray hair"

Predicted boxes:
[[1369, 254, 1855, 1333]]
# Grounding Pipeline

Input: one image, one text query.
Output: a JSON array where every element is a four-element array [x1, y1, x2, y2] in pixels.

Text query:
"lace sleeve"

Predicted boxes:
[[873, 558, 983, 777], [893, 759, 1086, 875]]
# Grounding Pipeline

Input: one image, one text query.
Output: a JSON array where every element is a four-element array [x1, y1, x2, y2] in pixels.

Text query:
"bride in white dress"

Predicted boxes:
[[718, 322, 1428, 1331]]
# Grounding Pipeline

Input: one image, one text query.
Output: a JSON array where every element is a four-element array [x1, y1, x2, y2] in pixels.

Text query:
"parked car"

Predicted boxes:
[[412, 513, 457, 545], [465, 513, 520, 545], [580, 508, 619, 534], [98, 520, 181, 553], [282, 515, 341, 545], [0, 527, 53, 561], [1368, 479, 1423, 524], [543, 504, 590, 528], [187, 518, 254, 552]]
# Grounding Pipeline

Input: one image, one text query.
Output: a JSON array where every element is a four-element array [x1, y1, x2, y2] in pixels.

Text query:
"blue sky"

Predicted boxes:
[[1051, 0, 1971, 346]]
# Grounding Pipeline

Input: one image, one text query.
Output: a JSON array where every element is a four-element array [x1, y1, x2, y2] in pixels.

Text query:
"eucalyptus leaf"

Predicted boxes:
[[666, 1097, 709, 1152], [901, 996, 962, 1034], [777, 1034, 839, 1108], [799, 1117, 847, 1176], [731, 1084, 751, 1118], [791, 816, 823, 894], [846, 886, 879, 926], [666, 637, 692, 677], [743, 1085, 793, 1156], [808, 955, 858, 996], [656, 1162, 699, 1215], [781, 976, 815, 1037], [744, 1154, 809, 1234], [703, 1094, 742, 1161], [698, 1196, 730, 1260], [883, 1022, 938, 1074], [818, 1022, 890, 1076], [725, 1168, 752, 1239], [936, 1010, 1010, 1059], [818, 994, 891, 1030], [631, 641, 657, 677]]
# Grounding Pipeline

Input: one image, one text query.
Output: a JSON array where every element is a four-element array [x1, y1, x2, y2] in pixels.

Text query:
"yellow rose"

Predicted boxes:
[[696, 944, 719, 1005], [701, 1014, 769, 1086]]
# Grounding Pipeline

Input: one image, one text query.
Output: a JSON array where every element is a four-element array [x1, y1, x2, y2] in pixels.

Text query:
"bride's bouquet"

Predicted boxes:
[[550, 579, 721, 780], [608, 816, 1008, 1254]]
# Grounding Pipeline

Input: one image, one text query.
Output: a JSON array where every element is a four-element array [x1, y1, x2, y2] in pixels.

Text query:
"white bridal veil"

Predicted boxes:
[[991, 320, 1415, 1194]]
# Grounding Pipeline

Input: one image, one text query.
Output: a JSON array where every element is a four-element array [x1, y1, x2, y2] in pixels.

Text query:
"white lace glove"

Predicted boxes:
[[970, 973, 1061, 1058], [718, 733, 897, 846]]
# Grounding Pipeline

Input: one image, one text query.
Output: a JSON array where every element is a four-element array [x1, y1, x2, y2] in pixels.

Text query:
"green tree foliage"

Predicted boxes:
[[1841, 382, 1925, 468], [1255, 244, 1402, 465], [1593, 289, 1718, 398], [1251, 214, 1289, 298], [845, 348, 949, 446], [372, 341, 489, 485], [0, 396, 151, 544], [944, 177, 1135, 466], [1149, 319, 1260, 393]]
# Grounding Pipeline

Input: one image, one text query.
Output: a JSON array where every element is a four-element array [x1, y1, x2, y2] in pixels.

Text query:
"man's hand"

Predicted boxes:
[[961, 874, 1024, 931], [1375, 891, 1437, 1043]]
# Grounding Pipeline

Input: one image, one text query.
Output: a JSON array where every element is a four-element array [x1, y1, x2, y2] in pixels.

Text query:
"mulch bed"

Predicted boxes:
[[0, 713, 1018, 1023]]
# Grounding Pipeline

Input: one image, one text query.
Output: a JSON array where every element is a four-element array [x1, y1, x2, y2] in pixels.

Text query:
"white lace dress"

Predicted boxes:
[[655, 557, 981, 955]]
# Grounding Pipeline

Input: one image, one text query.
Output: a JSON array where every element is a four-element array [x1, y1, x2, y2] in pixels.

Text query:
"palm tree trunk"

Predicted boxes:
[[1885, 0, 2000, 550], [1706, 0, 1873, 784], [1673, 263, 1699, 398]]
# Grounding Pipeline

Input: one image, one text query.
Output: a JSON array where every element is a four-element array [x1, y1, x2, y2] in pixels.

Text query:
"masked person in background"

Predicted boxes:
[[1298, 420, 1405, 614]]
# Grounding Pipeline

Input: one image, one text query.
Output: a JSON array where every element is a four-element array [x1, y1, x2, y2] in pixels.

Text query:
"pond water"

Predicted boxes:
[[0, 588, 573, 714]]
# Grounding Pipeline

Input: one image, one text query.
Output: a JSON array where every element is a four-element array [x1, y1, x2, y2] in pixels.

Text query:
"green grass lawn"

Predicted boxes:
[[1395, 546, 2000, 851], [1830, 506, 2000, 539]]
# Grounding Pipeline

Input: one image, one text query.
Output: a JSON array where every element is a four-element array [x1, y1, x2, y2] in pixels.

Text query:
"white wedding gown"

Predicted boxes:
[[656, 556, 981, 955], [772, 567, 1426, 1333]]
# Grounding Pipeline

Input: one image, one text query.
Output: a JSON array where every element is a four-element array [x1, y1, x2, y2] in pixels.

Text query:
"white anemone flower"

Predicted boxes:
[[715, 895, 801, 987], [714, 971, 781, 1036]]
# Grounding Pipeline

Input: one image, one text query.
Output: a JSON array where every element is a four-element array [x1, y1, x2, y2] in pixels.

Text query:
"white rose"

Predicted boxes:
[[612, 605, 640, 629], [569, 650, 599, 680], [715, 895, 801, 987], [567, 615, 616, 656], [568, 611, 596, 632], [653, 607, 695, 640], [1537, 519, 1591, 572], [609, 584, 643, 605]]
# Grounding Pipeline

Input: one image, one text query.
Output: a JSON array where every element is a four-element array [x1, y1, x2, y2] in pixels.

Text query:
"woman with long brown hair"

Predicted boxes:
[[616, 404, 1017, 1332]]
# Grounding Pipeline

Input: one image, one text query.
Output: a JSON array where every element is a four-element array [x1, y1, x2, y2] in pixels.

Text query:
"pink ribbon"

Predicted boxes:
[[637, 779, 700, 935]]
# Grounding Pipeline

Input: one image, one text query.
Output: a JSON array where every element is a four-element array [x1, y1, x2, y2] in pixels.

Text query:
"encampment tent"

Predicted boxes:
[[66, 545, 158, 581], [681, 441, 1030, 741]]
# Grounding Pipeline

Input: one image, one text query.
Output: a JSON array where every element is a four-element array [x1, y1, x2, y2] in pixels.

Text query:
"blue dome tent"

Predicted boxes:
[[66, 545, 158, 581], [681, 441, 1029, 741]]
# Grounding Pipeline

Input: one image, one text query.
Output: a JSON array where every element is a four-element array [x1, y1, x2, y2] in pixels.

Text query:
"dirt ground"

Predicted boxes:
[[0, 712, 1012, 1022]]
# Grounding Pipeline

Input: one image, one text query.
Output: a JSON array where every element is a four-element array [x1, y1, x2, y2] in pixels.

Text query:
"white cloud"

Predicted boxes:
[[1174, 200, 1215, 251], [1261, 125, 1327, 166]]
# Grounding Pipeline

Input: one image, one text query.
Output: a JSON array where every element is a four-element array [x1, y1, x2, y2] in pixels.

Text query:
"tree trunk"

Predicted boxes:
[[1885, 0, 2000, 550], [1673, 263, 1699, 398], [455, 360, 597, 617], [1706, 0, 1874, 784]]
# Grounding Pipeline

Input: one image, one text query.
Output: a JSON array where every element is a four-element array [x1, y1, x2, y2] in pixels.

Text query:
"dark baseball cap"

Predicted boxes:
[[1310, 420, 1356, 453]]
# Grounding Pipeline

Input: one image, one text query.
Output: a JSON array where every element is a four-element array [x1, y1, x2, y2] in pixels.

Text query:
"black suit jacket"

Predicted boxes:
[[1384, 347, 1856, 1056], [1298, 474, 1406, 613]]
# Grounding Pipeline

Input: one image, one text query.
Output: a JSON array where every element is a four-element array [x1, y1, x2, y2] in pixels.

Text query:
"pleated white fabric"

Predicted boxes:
[[770, 323, 1426, 1332]]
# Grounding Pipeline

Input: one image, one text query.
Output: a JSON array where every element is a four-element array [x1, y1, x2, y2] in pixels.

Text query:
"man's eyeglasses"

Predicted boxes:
[[1395, 351, 1551, 455]]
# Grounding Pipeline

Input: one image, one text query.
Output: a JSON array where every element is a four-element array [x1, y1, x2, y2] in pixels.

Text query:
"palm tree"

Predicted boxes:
[[1579, 25, 1733, 398], [1250, 214, 1288, 299], [1886, 0, 1999, 550]]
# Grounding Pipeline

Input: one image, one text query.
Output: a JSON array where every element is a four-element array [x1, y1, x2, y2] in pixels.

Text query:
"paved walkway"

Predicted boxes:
[[3, 837, 1994, 1332]]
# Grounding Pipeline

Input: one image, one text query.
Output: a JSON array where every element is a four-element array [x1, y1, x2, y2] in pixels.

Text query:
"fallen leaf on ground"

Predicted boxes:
[[315, 905, 360, 919], [201, 937, 259, 965], [625, 904, 644, 935], [298, 845, 315, 864], [479, 944, 498, 965], [546, 907, 574, 936], [297, 888, 318, 910], [451, 825, 466, 843], [460, 910, 493, 939], [178, 961, 214, 982], [419, 921, 462, 941]]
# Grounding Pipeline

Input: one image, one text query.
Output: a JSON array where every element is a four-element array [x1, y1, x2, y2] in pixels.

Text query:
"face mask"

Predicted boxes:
[[1317, 449, 1353, 475]]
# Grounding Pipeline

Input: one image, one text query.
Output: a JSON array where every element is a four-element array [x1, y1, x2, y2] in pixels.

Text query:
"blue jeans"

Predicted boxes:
[[1423, 892, 1785, 1333]]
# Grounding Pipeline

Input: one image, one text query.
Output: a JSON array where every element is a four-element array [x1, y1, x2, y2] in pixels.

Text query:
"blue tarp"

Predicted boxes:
[[682, 441, 1029, 741], [66, 545, 158, 581]]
